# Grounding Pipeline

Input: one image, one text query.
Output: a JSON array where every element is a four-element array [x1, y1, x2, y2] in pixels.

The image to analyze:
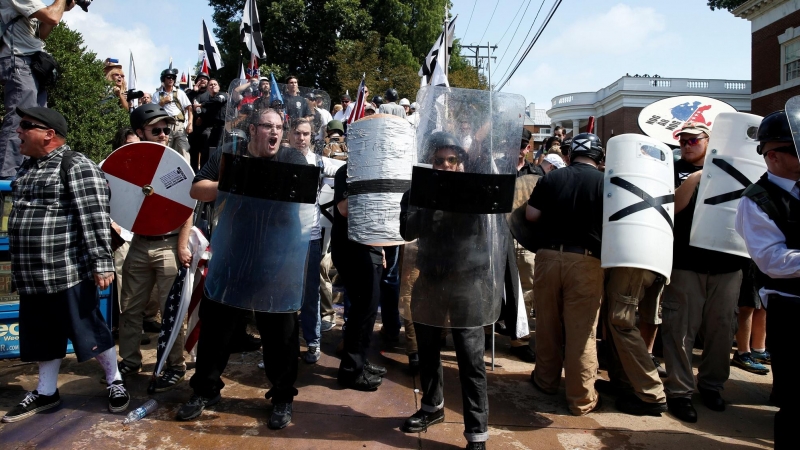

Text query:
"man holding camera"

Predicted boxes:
[[0, 0, 76, 179]]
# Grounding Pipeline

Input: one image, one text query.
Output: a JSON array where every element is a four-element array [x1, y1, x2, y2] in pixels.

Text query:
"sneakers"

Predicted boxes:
[[268, 402, 293, 430], [118, 361, 142, 378], [2, 390, 62, 423], [751, 350, 771, 365], [651, 354, 667, 378], [401, 407, 445, 432], [175, 393, 221, 421], [303, 346, 321, 364], [153, 368, 186, 392], [107, 380, 131, 413], [731, 352, 770, 375], [320, 319, 336, 333]]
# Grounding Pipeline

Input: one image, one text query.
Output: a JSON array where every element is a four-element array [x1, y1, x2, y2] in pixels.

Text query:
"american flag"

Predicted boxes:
[[246, 52, 260, 80], [184, 253, 209, 355], [347, 74, 366, 125]]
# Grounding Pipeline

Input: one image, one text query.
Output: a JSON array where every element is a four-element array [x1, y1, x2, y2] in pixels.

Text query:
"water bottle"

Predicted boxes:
[[123, 399, 158, 424]]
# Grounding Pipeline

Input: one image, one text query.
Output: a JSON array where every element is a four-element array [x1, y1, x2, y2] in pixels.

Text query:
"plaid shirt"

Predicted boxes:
[[9, 145, 114, 294]]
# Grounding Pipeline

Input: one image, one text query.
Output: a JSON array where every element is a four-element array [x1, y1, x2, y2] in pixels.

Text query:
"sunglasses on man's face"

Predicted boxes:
[[19, 120, 51, 131], [679, 137, 707, 146], [148, 127, 171, 136], [432, 155, 460, 165]]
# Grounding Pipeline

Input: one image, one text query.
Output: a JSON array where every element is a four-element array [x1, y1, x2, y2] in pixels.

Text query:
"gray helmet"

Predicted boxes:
[[569, 133, 604, 163], [160, 67, 179, 81], [130, 104, 173, 130], [385, 88, 398, 102], [423, 131, 468, 164], [371, 95, 384, 106]]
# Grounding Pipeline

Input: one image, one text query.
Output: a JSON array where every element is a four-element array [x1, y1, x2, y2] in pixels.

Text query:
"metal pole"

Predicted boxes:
[[491, 323, 495, 371]]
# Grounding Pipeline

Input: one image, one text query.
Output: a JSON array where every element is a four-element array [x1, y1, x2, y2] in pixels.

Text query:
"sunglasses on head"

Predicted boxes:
[[19, 120, 51, 131], [432, 155, 460, 165], [148, 127, 171, 136], [679, 136, 707, 146]]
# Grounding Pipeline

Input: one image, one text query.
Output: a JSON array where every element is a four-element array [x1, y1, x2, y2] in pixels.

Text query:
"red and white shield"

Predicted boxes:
[[102, 142, 196, 236]]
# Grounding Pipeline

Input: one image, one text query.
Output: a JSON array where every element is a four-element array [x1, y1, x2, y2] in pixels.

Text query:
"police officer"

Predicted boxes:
[[526, 133, 605, 416], [735, 109, 800, 449]]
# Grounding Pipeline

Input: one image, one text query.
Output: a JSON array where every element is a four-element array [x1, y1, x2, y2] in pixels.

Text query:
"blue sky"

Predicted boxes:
[[63, 0, 751, 112]]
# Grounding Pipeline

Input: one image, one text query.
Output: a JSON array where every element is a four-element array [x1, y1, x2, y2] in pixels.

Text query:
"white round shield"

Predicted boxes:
[[102, 142, 196, 236], [638, 95, 737, 146]]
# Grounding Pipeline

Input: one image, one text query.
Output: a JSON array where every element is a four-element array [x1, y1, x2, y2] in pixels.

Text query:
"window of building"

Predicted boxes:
[[539, 127, 551, 135], [785, 39, 800, 83]]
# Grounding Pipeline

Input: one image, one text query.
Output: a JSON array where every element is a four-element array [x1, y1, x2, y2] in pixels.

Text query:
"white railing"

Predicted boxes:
[[651, 79, 671, 87], [724, 82, 747, 90], [687, 81, 709, 89]]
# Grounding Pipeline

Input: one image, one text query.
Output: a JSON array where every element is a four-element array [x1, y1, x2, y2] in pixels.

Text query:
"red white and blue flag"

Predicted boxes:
[[347, 74, 366, 125]]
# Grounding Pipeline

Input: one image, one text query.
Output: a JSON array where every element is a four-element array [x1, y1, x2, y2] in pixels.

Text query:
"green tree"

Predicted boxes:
[[0, 23, 129, 163], [707, 0, 747, 11]]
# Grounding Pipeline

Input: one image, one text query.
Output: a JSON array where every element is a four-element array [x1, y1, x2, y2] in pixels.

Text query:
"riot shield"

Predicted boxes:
[[203, 79, 321, 312], [347, 114, 415, 245], [602, 134, 675, 280], [690, 112, 765, 257], [786, 96, 800, 163], [400, 86, 525, 328], [102, 142, 196, 236]]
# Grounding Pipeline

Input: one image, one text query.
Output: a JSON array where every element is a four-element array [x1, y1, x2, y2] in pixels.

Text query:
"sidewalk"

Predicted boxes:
[[0, 317, 775, 449]]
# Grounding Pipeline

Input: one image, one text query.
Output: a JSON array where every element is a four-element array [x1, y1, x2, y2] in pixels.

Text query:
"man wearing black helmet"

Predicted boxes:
[[735, 108, 800, 448], [379, 88, 406, 118], [525, 133, 605, 416], [153, 67, 193, 161]]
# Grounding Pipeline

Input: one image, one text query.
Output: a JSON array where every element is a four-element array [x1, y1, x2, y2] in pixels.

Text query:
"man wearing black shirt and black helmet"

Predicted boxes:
[[661, 121, 747, 423], [735, 107, 800, 449], [525, 132, 605, 416]]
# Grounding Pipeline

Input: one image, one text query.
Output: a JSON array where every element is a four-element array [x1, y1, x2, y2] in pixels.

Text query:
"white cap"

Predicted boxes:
[[399, 98, 410, 106], [543, 154, 566, 169]]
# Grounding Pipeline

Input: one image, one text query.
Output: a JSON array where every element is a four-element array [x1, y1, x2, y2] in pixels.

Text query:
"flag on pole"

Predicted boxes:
[[184, 247, 210, 355], [198, 19, 224, 71], [180, 72, 187, 87], [168, 57, 173, 71], [188, 67, 194, 89], [128, 51, 138, 108], [238, 62, 246, 81], [419, 16, 457, 85], [269, 72, 283, 106], [240, 0, 266, 59], [347, 74, 367, 125], [246, 52, 260, 79]]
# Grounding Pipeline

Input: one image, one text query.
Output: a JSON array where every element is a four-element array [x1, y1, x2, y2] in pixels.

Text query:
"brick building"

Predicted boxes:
[[733, 0, 800, 115], [523, 103, 552, 147], [546, 76, 751, 144]]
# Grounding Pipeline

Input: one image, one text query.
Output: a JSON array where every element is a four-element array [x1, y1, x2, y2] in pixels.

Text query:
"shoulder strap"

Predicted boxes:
[[742, 182, 782, 222], [0, 15, 22, 39], [59, 150, 76, 194]]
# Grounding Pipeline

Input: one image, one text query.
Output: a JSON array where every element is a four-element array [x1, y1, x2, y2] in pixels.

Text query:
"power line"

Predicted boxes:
[[496, 0, 562, 91], [493, 0, 547, 88], [477, 1, 500, 46], [462, 0, 478, 39], [494, 0, 534, 70], [494, 0, 530, 48]]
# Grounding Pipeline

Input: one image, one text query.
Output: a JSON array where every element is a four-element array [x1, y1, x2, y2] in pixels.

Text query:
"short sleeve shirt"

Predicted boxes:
[[283, 94, 311, 121], [0, 0, 46, 57], [152, 88, 191, 125]]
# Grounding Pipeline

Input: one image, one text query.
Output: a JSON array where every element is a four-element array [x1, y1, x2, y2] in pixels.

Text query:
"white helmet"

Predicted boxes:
[[399, 98, 410, 107], [410, 102, 419, 111]]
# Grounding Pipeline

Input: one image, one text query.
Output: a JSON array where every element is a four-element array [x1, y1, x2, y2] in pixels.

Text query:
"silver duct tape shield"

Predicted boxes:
[[787, 96, 800, 163], [204, 191, 315, 312]]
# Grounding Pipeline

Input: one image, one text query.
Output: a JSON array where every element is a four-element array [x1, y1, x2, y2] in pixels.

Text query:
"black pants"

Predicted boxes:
[[416, 323, 488, 442], [337, 254, 382, 379], [189, 295, 299, 403], [767, 294, 800, 450]]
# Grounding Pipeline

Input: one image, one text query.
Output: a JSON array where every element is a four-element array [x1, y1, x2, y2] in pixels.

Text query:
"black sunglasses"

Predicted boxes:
[[432, 155, 460, 165], [148, 127, 172, 136], [19, 120, 51, 131]]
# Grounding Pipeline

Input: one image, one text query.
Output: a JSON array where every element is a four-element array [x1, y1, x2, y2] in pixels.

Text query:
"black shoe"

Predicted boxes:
[[118, 361, 141, 378], [529, 372, 557, 395], [153, 368, 186, 393], [594, 378, 623, 396], [176, 393, 221, 421], [651, 354, 667, 378], [229, 333, 262, 353], [364, 360, 387, 377], [667, 397, 697, 423], [466, 443, 486, 450], [615, 394, 667, 416], [699, 388, 725, 412], [1, 390, 61, 423], [143, 320, 162, 333], [401, 408, 445, 432], [268, 402, 293, 430], [338, 371, 382, 391], [509, 344, 536, 362], [107, 381, 131, 413], [140, 335, 151, 345], [408, 353, 420, 375]]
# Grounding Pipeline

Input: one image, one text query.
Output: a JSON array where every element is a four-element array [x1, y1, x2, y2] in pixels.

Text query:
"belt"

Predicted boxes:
[[545, 244, 597, 258], [138, 233, 179, 241]]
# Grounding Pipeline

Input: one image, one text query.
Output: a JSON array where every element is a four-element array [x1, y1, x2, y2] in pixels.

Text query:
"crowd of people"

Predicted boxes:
[[0, 2, 797, 450]]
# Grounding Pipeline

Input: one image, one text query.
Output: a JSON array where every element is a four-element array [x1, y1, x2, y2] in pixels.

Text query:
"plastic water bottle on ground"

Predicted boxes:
[[123, 399, 158, 424]]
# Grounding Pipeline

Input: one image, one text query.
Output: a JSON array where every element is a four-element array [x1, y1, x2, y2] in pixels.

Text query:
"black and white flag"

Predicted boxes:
[[418, 16, 457, 81], [240, 0, 266, 59], [198, 20, 224, 71]]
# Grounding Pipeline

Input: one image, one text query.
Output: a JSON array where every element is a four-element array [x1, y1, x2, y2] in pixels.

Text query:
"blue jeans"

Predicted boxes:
[[0, 55, 47, 177], [380, 245, 401, 337], [300, 238, 323, 347]]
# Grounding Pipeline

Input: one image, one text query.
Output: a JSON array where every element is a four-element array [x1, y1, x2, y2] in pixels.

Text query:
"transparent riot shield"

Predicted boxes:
[[787, 96, 800, 163], [399, 86, 525, 328], [203, 79, 321, 312], [272, 82, 331, 143]]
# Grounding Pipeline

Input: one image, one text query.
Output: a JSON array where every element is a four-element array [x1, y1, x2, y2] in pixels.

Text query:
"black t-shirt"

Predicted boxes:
[[283, 94, 311, 121], [517, 162, 544, 177], [192, 143, 307, 184], [527, 162, 604, 257], [671, 158, 747, 273], [331, 164, 384, 266], [201, 93, 228, 127]]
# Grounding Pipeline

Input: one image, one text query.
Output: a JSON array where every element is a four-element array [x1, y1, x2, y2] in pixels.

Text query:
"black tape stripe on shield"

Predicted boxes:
[[218, 153, 320, 203], [349, 179, 412, 195], [608, 177, 675, 230], [409, 166, 515, 214], [703, 158, 751, 205], [319, 200, 335, 223]]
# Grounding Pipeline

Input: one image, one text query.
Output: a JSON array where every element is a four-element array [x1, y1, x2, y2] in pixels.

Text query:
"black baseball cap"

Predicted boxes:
[[521, 128, 532, 146], [17, 106, 68, 137]]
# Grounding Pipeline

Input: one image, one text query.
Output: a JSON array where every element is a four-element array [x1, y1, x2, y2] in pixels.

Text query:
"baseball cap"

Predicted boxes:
[[521, 128, 532, 146], [399, 98, 410, 107], [677, 121, 711, 137], [542, 153, 566, 169], [365, 103, 376, 112], [17, 106, 68, 137]]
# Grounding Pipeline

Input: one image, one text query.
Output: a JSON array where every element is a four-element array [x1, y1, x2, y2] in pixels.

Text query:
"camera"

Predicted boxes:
[[126, 89, 144, 100], [75, 0, 92, 12]]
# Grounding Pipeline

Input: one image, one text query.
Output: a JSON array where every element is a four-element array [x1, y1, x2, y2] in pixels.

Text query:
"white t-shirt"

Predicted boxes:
[[304, 151, 341, 241], [316, 107, 333, 140], [152, 87, 191, 126], [333, 102, 354, 122], [0, 0, 46, 57]]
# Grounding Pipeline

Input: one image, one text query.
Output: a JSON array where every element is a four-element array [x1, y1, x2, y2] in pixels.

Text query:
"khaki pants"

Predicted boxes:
[[400, 244, 419, 355], [604, 267, 665, 403], [515, 244, 536, 320], [114, 242, 159, 323], [119, 235, 185, 370], [661, 269, 742, 398], [532, 249, 604, 415], [320, 252, 335, 319]]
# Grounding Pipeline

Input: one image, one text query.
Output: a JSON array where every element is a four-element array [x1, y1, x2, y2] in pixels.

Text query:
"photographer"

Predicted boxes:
[[0, 0, 76, 179]]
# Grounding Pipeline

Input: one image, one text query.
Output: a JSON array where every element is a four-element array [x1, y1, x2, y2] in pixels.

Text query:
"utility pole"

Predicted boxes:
[[461, 44, 497, 90]]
